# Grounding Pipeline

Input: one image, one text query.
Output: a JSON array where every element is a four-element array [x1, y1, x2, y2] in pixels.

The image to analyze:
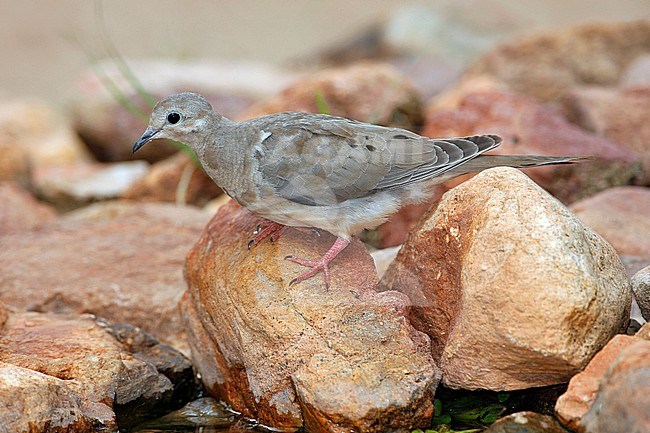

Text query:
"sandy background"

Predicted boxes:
[[1, 0, 649, 105]]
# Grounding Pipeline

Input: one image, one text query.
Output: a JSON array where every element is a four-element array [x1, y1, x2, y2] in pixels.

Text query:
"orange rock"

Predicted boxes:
[[181, 199, 439, 432], [0, 310, 194, 431], [381, 167, 631, 390], [423, 89, 642, 203], [243, 62, 424, 131], [581, 339, 650, 433], [0, 201, 211, 353], [555, 334, 641, 431]]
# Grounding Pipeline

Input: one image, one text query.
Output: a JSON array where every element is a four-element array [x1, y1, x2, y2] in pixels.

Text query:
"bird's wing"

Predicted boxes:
[[253, 113, 500, 206]]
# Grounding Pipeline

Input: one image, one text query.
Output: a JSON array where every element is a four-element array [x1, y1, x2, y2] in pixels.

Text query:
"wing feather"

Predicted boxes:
[[250, 112, 501, 206]]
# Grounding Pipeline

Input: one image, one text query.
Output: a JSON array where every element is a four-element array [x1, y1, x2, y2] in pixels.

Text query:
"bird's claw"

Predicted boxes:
[[247, 221, 286, 250], [284, 256, 331, 289]]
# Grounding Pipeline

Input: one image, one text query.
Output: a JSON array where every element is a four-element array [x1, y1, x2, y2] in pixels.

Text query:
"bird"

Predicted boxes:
[[134, 92, 582, 288]]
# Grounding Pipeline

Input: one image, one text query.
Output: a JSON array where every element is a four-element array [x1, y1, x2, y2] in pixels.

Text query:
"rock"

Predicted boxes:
[[0, 310, 195, 431], [0, 182, 56, 234], [631, 266, 650, 321], [0, 201, 211, 353], [554, 334, 642, 431], [423, 89, 642, 203], [122, 152, 222, 206], [244, 62, 424, 131], [32, 161, 149, 211], [380, 167, 632, 391], [581, 339, 650, 433], [570, 186, 650, 259], [0, 361, 98, 433], [73, 59, 298, 163], [180, 200, 440, 432], [637, 322, 650, 339], [463, 20, 650, 102], [0, 141, 30, 184], [622, 53, 650, 87], [561, 85, 650, 183], [484, 411, 570, 433], [0, 99, 93, 167]]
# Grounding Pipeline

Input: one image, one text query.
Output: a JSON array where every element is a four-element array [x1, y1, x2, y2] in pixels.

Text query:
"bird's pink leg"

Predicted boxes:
[[247, 220, 287, 249], [285, 237, 350, 289]]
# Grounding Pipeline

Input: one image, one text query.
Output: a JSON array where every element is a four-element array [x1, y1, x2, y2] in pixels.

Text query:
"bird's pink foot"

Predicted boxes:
[[285, 237, 350, 289], [247, 220, 286, 249]]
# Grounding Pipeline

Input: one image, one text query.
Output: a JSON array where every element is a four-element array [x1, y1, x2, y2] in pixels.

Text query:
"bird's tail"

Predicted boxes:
[[448, 154, 590, 175]]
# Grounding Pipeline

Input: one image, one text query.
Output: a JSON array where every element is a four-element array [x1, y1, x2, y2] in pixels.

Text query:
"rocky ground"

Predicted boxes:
[[1, 18, 649, 433]]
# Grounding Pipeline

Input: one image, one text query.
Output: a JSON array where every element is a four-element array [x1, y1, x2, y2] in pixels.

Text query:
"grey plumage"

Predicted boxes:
[[134, 92, 582, 286]]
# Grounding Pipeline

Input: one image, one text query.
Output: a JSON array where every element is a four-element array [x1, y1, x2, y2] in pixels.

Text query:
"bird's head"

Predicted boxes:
[[133, 92, 216, 153]]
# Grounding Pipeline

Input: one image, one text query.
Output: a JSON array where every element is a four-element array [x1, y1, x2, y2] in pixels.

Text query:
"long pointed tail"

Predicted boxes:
[[450, 154, 590, 174]]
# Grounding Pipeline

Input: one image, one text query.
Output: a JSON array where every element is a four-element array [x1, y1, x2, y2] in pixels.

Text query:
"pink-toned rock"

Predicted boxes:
[[631, 266, 650, 321], [33, 161, 149, 211], [122, 152, 222, 206], [0, 99, 93, 167], [463, 20, 650, 102], [73, 59, 297, 163], [0, 182, 56, 234], [244, 62, 423, 131], [581, 339, 650, 433], [423, 89, 642, 203], [570, 186, 650, 259], [554, 334, 641, 431], [380, 167, 631, 391], [180, 200, 440, 432], [0, 310, 194, 431], [0, 201, 211, 353], [561, 85, 650, 183]]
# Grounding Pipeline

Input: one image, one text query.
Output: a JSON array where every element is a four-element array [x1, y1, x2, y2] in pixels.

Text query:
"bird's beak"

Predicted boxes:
[[133, 127, 161, 153]]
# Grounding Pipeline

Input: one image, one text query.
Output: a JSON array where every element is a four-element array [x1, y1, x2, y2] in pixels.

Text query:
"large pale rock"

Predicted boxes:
[[0, 99, 92, 167], [424, 89, 642, 203], [554, 334, 642, 431], [122, 152, 222, 206], [631, 266, 650, 321], [33, 161, 148, 211], [0, 201, 211, 353], [180, 200, 440, 433], [380, 167, 632, 390], [570, 186, 650, 259], [73, 59, 297, 163], [244, 62, 423, 131], [581, 339, 650, 433], [561, 85, 650, 183], [0, 310, 195, 432], [0, 181, 56, 234], [463, 20, 650, 102]]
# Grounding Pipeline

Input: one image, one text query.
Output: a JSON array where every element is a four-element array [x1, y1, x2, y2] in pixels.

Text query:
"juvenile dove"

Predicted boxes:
[[134, 92, 580, 288]]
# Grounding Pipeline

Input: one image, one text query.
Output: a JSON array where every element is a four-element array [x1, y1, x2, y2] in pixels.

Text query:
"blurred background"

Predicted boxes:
[[2, 0, 649, 104]]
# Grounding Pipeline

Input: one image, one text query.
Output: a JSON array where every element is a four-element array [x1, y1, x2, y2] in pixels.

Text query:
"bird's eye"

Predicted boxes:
[[167, 112, 181, 124]]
